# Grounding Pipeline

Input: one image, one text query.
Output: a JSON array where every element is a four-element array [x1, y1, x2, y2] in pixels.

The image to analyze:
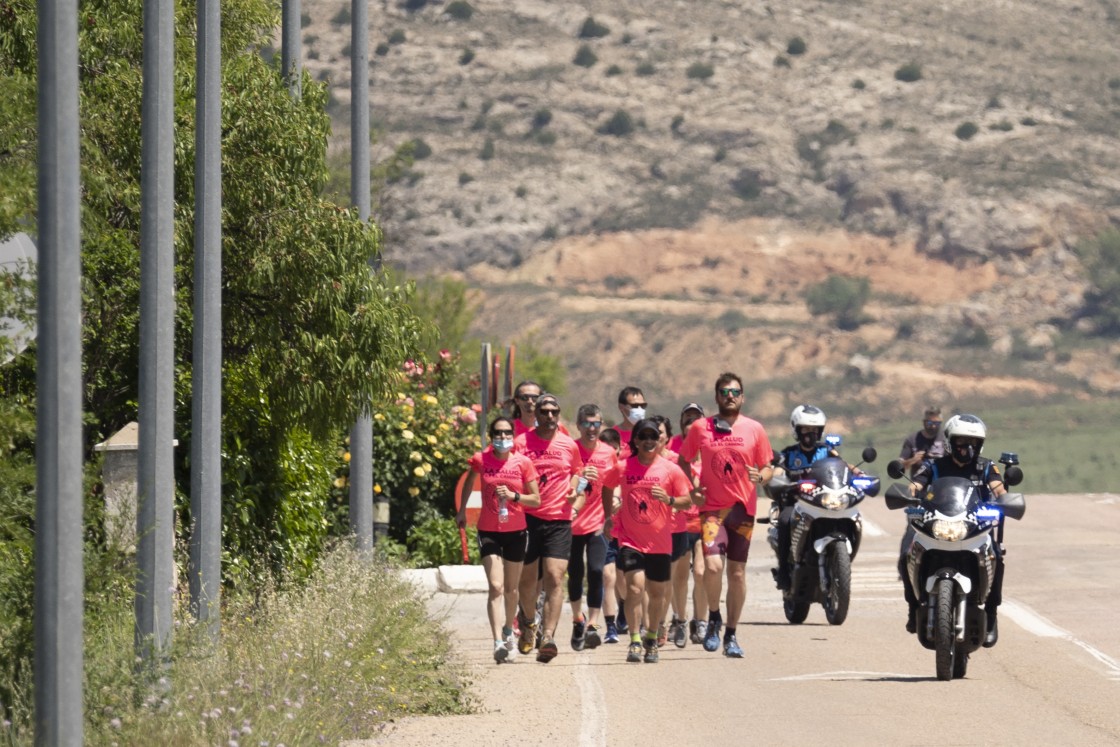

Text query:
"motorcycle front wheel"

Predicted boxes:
[[934, 578, 959, 681], [822, 542, 852, 626], [783, 597, 811, 624]]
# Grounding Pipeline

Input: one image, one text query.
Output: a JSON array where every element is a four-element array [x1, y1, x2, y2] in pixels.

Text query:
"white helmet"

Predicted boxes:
[[790, 404, 827, 438], [943, 413, 986, 460]]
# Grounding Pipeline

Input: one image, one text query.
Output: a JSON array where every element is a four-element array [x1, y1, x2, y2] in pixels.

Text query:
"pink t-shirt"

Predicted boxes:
[[515, 430, 584, 521], [467, 448, 538, 533], [679, 415, 773, 516], [614, 455, 692, 555], [573, 440, 620, 536], [670, 435, 702, 533], [614, 423, 634, 461]]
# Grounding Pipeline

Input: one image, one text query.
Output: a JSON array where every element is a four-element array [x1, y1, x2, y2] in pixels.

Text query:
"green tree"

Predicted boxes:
[[1075, 228, 1120, 334], [513, 332, 567, 396], [805, 274, 871, 330]]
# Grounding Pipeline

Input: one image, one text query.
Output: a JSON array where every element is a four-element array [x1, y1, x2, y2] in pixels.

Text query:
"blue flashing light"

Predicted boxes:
[[851, 477, 875, 491], [976, 507, 1002, 521], [825, 434, 842, 447]]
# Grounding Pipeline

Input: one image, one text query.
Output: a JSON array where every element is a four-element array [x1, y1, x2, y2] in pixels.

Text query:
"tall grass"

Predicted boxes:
[[2, 544, 471, 745]]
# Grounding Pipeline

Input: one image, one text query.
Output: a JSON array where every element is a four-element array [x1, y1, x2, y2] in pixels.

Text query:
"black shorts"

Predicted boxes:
[[616, 545, 672, 583], [525, 514, 573, 564], [477, 529, 527, 563], [604, 536, 619, 565], [671, 531, 695, 562]]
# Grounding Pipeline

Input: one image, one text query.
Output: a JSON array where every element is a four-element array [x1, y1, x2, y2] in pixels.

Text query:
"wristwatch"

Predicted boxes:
[[511, 492, 520, 503]]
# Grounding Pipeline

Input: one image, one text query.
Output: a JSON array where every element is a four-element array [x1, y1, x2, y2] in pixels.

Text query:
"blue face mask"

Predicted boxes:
[[492, 438, 514, 453]]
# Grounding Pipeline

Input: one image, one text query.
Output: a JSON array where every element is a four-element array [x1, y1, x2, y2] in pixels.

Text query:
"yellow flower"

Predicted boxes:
[[413, 466, 425, 478], [373, 484, 382, 494], [343, 452, 351, 463], [408, 486, 420, 497], [396, 393, 406, 401], [399, 422, 409, 429], [409, 451, 422, 462], [433, 450, 443, 460], [426, 434, 437, 445], [373, 413, 385, 421], [422, 394, 439, 406], [402, 429, 415, 440], [438, 423, 451, 432], [422, 463, 432, 474], [333, 477, 348, 489]]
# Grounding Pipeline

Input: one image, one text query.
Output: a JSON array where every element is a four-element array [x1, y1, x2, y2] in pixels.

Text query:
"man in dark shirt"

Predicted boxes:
[[898, 406, 947, 477]]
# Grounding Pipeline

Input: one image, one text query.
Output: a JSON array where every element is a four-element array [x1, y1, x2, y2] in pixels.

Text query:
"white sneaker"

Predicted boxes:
[[494, 640, 509, 663], [504, 632, 518, 661]]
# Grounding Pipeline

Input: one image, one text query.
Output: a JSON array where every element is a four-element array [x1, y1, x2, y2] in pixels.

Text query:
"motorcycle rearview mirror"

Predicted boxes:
[[861, 446, 877, 464], [884, 483, 918, 510], [1003, 464, 1024, 487], [886, 459, 906, 480], [994, 491, 1026, 521]]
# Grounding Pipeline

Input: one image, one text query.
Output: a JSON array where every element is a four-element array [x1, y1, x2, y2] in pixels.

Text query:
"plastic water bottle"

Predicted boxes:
[[498, 495, 509, 524], [577, 476, 590, 494]]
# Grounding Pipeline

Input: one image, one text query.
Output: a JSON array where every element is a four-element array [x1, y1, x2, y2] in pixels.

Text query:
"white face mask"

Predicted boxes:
[[627, 406, 646, 424], [492, 438, 514, 453]]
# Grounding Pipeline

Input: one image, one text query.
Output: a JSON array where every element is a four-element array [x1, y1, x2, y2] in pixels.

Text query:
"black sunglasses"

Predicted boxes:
[[538, 408, 560, 417], [635, 432, 660, 441], [628, 401, 649, 408], [718, 387, 742, 397], [492, 429, 514, 436], [518, 393, 540, 401], [578, 420, 603, 428]]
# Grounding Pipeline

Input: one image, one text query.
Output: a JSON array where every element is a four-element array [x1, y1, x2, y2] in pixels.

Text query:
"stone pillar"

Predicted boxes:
[[94, 422, 140, 552]]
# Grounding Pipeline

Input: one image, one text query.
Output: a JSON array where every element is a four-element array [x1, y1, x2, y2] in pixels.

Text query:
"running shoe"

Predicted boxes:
[[691, 619, 707, 645], [494, 640, 509, 664], [616, 607, 629, 634], [571, 615, 587, 651], [669, 617, 687, 649], [518, 621, 538, 655], [504, 631, 518, 661], [626, 641, 643, 663], [657, 622, 668, 648], [723, 634, 744, 658], [604, 622, 619, 644], [703, 620, 722, 652], [643, 639, 660, 664], [537, 637, 559, 663], [584, 624, 602, 649]]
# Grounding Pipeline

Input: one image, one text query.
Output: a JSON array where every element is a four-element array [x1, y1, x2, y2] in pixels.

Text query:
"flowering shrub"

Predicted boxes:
[[331, 350, 482, 545]]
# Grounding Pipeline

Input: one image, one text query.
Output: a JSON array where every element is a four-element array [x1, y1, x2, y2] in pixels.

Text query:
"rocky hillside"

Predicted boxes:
[[294, 0, 1120, 427]]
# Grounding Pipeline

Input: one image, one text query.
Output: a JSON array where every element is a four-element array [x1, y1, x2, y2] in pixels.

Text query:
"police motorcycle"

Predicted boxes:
[[761, 435, 880, 625], [885, 454, 1024, 681]]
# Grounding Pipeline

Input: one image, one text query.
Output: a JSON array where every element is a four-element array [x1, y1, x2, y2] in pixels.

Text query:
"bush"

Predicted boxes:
[[787, 36, 807, 55], [599, 109, 634, 136], [411, 138, 432, 159], [479, 137, 495, 160], [731, 169, 764, 200], [852, 78, 866, 90], [989, 119, 1014, 132], [579, 16, 611, 38], [1074, 228, 1120, 334], [388, 29, 407, 45], [895, 62, 923, 82], [774, 55, 790, 68], [459, 47, 475, 64], [331, 6, 351, 25], [375, 42, 390, 56], [532, 108, 552, 129], [458, 172, 474, 186], [573, 43, 598, 67], [445, 0, 474, 20], [536, 130, 557, 145], [955, 121, 979, 140], [1109, 77, 1120, 90], [670, 114, 685, 134], [636, 62, 656, 76], [408, 516, 479, 566], [686, 61, 714, 80], [805, 274, 871, 329], [606, 64, 623, 76]]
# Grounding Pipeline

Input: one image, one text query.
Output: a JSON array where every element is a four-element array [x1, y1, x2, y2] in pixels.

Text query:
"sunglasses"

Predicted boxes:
[[492, 429, 514, 436], [924, 420, 942, 428], [718, 387, 743, 397], [635, 432, 660, 441], [578, 420, 603, 428], [537, 408, 560, 417], [517, 393, 540, 401], [627, 401, 648, 408]]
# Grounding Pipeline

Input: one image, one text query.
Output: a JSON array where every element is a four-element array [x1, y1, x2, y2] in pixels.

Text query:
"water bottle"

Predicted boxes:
[[498, 495, 509, 524], [577, 476, 590, 494]]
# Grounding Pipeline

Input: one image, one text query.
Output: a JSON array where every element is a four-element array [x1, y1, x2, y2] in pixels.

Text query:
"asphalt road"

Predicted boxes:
[[349, 493, 1120, 747]]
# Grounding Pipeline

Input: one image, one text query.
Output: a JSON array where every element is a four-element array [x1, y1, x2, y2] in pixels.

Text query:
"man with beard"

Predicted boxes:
[[678, 372, 773, 658], [515, 394, 585, 662], [898, 406, 946, 477]]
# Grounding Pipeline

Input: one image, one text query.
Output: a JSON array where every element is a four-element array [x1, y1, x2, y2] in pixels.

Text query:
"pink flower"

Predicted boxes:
[[470, 403, 482, 412], [461, 409, 478, 424], [439, 349, 452, 361]]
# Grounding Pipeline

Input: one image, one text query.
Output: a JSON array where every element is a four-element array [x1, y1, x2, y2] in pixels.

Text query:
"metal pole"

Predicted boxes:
[[34, 0, 84, 739], [281, 0, 301, 98], [348, 0, 373, 551], [137, 0, 176, 665], [189, 0, 222, 640]]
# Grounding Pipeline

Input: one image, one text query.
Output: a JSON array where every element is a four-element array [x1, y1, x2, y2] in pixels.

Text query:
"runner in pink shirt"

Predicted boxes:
[[597, 427, 625, 643], [567, 404, 620, 650], [612, 385, 647, 460], [678, 372, 774, 659], [669, 402, 709, 645], [615, 419, 692, 663], [457, 417, 541, 663], [514, 394, 584, 663]]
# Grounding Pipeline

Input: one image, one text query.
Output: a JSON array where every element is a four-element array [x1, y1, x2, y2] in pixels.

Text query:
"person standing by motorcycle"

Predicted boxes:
[[766, 404, 854, 590], [898, 406, 947, 477], [901, 413, 1007, 646]]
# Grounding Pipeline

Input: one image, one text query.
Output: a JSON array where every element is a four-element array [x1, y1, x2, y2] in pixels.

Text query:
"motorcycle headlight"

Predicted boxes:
[[819, 489, 850, 511], [930, 519, 968, 542]]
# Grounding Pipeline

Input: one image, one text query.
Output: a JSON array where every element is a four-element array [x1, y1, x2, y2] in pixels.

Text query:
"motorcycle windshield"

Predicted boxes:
[[808, 457, 851, 490], [921, 476, 978, 516]]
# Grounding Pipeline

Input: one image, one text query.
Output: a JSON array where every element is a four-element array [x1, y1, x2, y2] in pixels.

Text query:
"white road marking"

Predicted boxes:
[[1001, 599, 1120, 681], [575, 655, 608, 746]]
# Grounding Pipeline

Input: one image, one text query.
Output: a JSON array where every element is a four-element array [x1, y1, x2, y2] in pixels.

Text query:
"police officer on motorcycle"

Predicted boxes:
[[901, 413, 1007, 646], [768, 405, 848, 590]]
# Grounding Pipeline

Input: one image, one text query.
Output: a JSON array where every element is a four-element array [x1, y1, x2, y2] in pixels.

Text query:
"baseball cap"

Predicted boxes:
[[681, 402, 705, 416]]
